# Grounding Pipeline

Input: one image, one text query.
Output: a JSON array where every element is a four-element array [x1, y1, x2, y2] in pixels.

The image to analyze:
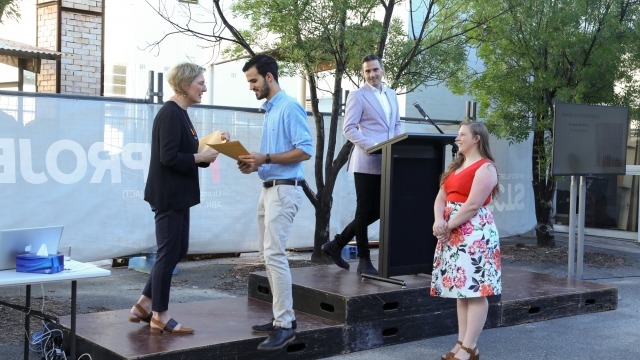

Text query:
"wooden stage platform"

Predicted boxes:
[[59, 264, 617, 359]]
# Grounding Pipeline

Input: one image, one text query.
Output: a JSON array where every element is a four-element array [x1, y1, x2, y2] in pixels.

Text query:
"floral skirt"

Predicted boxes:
[[430, 202, 502, 298]]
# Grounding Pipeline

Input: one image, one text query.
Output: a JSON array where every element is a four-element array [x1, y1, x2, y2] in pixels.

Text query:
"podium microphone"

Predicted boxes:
[[412, 100, 430, 120], [412, 101, 458, 156], [412, 100, 443, 134]]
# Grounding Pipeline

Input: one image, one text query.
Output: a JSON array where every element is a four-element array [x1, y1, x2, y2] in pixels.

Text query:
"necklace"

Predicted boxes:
[[174, 101, 197, 140]]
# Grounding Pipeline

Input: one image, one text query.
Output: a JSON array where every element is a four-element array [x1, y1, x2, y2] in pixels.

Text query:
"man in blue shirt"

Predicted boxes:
[[238, 54, 313, 351]]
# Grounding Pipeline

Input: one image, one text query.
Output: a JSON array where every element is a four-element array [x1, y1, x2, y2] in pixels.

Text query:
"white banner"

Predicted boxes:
[[488, 135, 537, 237], [0, 93, 534, 262]]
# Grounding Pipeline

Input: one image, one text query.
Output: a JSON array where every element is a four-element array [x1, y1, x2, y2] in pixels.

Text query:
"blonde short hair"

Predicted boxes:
[[167, 63, 206, 95]]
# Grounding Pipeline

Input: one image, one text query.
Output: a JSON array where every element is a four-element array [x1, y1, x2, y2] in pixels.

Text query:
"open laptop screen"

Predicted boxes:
[[0, 225, 64, 271]]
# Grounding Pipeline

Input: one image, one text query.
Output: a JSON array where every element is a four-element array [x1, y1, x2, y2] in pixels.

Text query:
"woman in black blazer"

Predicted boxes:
[[128, 62, 226, 334]]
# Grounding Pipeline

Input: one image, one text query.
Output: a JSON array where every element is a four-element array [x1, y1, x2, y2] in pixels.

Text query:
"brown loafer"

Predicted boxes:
[[150, 317, 194, 334]]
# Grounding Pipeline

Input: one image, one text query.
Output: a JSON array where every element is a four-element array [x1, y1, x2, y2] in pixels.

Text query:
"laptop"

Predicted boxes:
[[0, 225, 64, 271]]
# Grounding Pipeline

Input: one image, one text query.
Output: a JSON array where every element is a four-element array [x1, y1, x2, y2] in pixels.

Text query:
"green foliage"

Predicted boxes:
[[453, 0, 640, 242], [228, 0, 384, 81], [226, 0, 480, 94], [384, 17, 468, 93], [0, 0, 20, 24], [460, 0, 640, 144]]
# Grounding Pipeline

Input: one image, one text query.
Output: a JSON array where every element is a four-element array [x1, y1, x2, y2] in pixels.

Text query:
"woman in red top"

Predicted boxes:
[[431, 121, 500, 360]]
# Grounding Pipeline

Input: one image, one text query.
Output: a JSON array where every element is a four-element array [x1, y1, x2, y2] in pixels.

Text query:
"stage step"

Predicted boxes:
[[64, 297, 343, 360], [248, 266, 617, 328], [499, 270, 618, 326], [248, 266, 501, 324]]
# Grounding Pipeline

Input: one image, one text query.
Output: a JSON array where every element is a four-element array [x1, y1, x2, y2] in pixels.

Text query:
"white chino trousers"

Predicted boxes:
[[257, 184, 302, 329]]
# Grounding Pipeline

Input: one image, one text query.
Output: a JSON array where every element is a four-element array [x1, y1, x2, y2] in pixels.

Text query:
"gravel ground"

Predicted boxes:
[[500, 243, 627, 268]]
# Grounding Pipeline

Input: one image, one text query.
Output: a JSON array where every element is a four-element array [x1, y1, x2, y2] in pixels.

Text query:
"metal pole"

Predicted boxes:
[[18, 58, 25, 91], [71, 280, 77, 360], [471, 101, 477, 120], [298, 74, 306, 109], [23, 285, 30, 360], [465, 101, 471, 121], [576, 176, 587, 279], [637, 174, 640, 243], [361, 274, 407, 288], [147, 70, 155, 102], [568, 176, 577, 277], [156, 72, 164, 103]]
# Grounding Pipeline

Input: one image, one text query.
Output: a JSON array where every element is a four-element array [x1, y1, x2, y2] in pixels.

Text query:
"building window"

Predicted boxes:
[[105, 64, 127, 97]]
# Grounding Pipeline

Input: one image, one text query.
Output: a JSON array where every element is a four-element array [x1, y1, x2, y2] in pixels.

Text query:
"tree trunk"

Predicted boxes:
[[302, 46, 351, 263], [532, 178, 555, 247], [302, 140, 351, 264], [532, 128, 556, 247], [310, 198, 331, 263]]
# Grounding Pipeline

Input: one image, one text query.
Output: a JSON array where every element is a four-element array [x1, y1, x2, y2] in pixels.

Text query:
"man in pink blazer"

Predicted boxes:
[[323, 54, 404, 275]]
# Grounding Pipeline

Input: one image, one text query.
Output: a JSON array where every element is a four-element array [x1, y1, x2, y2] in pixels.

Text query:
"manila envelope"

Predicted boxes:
[[198, 130, 250, 161]]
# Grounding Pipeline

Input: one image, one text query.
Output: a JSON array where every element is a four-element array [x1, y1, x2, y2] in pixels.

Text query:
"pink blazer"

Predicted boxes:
[[343, 84, 403, 174]]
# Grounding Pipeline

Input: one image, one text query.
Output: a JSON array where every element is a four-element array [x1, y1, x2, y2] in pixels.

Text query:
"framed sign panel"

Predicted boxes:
[[552, 102, 628, 176]]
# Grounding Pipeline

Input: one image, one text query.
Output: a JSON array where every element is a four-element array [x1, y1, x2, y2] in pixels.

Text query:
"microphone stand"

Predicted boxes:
[[415, 109, 458, 158]]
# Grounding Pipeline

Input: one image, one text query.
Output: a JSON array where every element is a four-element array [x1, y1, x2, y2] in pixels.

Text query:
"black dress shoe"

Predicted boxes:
[[257, 326, 295, 351], [252, 318, 297, 332], [322, 238, 350, 270]]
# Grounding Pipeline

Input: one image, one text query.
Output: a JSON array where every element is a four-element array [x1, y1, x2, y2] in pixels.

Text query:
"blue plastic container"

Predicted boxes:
[[128, 253, 178, 274], [341, 245, 358, 260]]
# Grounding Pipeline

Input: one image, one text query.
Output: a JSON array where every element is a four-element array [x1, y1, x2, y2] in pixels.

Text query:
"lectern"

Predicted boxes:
[[367, 132, 456, 279]]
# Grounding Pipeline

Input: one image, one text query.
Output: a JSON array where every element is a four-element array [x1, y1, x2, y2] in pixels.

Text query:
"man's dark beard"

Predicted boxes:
[[256, 82, 270, 100]]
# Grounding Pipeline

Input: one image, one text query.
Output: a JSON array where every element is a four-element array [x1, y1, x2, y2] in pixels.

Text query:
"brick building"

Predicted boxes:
[[36, 0, 104, 95]]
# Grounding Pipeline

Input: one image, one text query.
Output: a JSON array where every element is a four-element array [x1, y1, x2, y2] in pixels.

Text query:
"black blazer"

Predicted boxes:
[[144, 101, 209, 212]]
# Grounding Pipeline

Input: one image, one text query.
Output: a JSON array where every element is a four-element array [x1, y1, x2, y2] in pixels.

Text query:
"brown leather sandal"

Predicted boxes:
[[453, 345, 479, 360], [128, 303, 152, 324], [150, 317, 194, 334], [441, 340, 463, 360]]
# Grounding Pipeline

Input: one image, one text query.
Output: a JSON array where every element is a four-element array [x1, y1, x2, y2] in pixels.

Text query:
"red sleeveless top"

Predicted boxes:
[[444, 158, 492, 206]]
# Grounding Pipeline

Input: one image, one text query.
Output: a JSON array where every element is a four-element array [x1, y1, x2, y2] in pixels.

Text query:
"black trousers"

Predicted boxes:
[[336, 172, 381, 257], [142, 208, 190, 312]]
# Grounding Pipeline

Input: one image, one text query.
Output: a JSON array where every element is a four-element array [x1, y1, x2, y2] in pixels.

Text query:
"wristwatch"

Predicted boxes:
[[265, 154, 271, 164]]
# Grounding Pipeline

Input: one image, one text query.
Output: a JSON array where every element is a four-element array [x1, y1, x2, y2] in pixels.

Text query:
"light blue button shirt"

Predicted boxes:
[[258, 90, 313, 181]]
